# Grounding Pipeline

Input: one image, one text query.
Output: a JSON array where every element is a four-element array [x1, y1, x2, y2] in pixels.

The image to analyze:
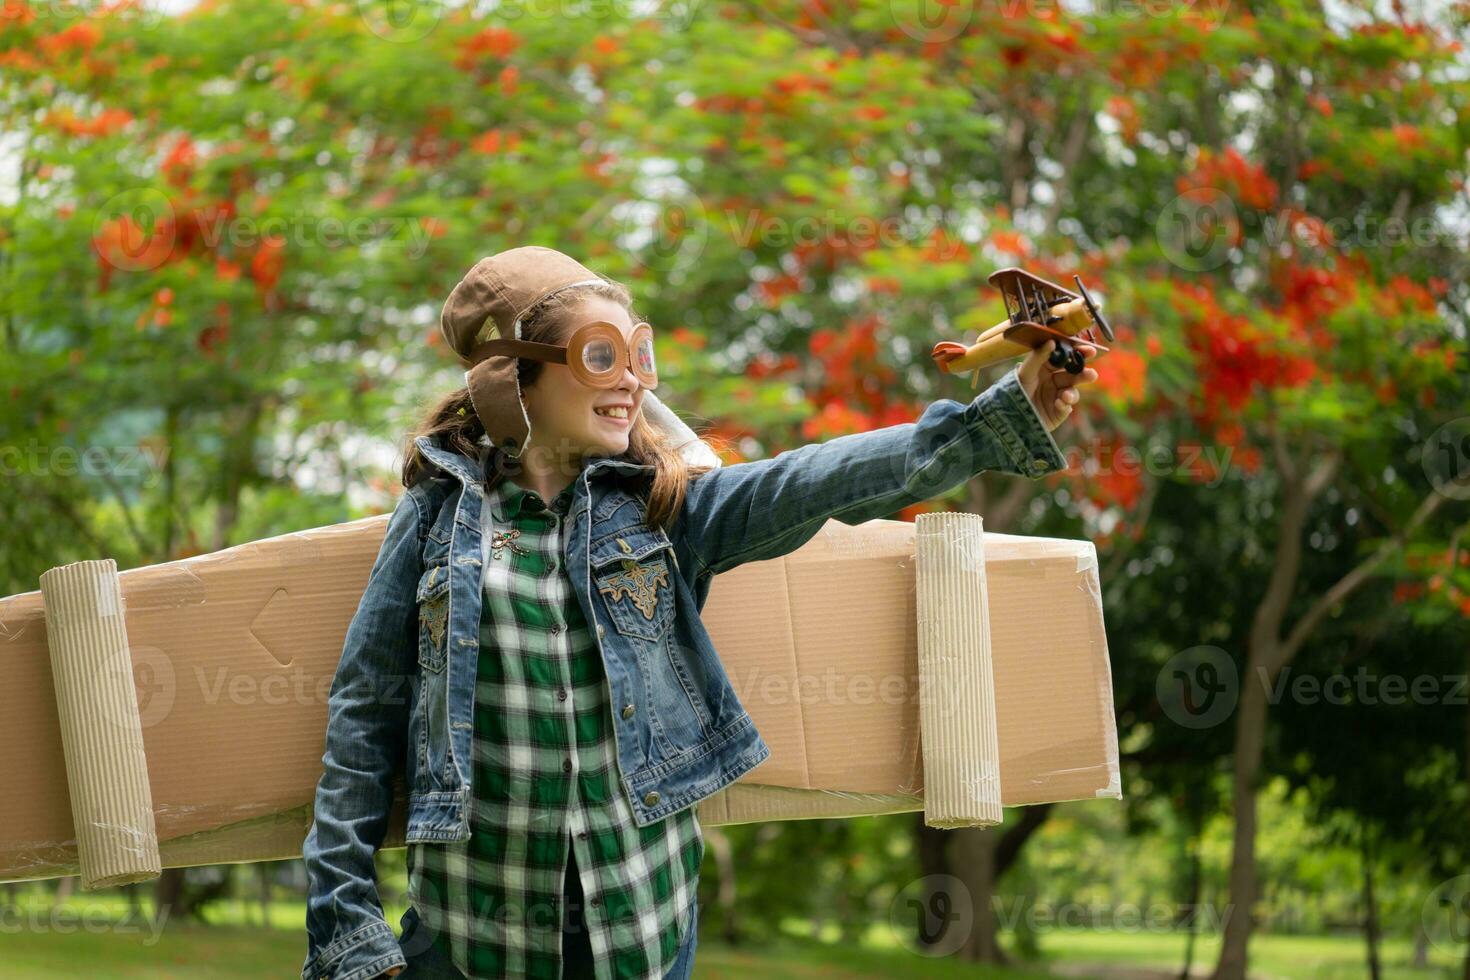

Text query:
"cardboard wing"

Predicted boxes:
[[0, 511, 1119, 888]]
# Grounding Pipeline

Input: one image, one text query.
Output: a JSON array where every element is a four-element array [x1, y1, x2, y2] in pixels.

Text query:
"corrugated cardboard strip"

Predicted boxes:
[[915, 513, 1002, 828], [37, 560, 161, 889], [3, 513, 1119, 887]]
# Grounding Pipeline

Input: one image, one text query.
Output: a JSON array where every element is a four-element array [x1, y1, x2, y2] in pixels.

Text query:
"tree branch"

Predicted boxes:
[[1276, 490, 1447, 668], [995, 802, 1054, 877], [1043, 93, 1092, 234], [992, 475, 1037, 533], [1101, 477, 1160, 595], [1250, 449, 1341, 671], [95, 467, 155, 559]]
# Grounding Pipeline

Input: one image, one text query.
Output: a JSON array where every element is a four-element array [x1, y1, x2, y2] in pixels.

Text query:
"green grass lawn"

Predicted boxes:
[[1, 893, 1463, 979], [1030, 930, 1463, 980]]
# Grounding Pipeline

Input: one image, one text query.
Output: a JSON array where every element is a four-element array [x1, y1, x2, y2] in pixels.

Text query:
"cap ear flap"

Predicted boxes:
[[466, 357, 531, 458]]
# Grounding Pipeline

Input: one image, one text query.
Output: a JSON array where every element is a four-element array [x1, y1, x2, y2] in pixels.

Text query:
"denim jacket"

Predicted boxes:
[[301, 364, 1067, 980]]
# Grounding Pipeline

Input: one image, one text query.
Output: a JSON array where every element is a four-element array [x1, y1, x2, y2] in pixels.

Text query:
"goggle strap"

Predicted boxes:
[[467, 337, 569, 366]]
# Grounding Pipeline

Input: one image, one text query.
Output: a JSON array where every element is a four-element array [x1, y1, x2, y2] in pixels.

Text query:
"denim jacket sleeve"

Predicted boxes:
[[301, 489, 424, 980], [675, 364, 1067, 578]]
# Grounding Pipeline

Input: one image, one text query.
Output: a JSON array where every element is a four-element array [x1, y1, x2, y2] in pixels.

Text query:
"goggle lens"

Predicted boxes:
[[635, 335, 656, 376], [583, 337, 618, 375]]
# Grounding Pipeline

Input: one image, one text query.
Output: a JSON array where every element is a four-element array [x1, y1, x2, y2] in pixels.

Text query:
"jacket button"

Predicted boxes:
[[558, 688, 568, 701], [563, 759, 573, 772], [621, 703, 634, 719], [643, 790, 660, 806], [597, 624, 605, 639]]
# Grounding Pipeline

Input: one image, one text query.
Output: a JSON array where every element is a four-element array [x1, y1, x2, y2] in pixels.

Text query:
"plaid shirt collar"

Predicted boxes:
[[491, 475, 576, 523]]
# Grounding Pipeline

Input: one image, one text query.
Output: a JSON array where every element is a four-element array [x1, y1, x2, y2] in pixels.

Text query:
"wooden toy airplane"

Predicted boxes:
[[931, 268, 1116, 388]]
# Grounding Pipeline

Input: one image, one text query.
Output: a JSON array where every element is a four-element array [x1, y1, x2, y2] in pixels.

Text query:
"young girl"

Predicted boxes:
[[301, 246, 1096, 980]]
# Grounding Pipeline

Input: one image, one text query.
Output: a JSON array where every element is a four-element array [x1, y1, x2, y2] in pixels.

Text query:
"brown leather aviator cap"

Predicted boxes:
[[437, 244, 722, 470], [440, 246, 607, 457]]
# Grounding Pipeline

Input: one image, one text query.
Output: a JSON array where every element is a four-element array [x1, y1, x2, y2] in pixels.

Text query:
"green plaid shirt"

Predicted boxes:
[[406, 474, 703, 980]]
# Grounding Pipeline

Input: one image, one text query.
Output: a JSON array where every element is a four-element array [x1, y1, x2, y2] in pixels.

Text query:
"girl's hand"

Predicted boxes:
[[1017, 339, 1099, 432]]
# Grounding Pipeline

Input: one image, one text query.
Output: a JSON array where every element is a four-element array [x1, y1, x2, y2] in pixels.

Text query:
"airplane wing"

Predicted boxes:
[[987, 267, 1079, 327]]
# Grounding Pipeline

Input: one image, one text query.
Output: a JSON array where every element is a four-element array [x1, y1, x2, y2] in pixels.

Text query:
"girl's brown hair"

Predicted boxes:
[[400, 279, 713, 532]]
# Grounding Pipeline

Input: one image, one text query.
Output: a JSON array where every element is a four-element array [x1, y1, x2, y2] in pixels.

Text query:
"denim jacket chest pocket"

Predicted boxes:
[[412, 516, 457, 790], [415, 524, 452, 674], [590, 526, 676, 643]]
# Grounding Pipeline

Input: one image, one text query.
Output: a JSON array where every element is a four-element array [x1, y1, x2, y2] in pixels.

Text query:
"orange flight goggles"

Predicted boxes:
[[467, 320, 658, 389]]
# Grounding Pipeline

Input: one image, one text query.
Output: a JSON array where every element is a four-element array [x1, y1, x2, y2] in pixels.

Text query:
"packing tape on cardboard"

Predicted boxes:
[[914, 512, 1003, 829], [38, 559, 161, 890]]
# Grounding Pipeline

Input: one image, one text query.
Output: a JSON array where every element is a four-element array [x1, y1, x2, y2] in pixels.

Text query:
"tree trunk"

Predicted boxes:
[[1211, 641, 1272, 980], [154, 866, 236, 922], [155, 867, 185, 920], [1410, 919, 1429, 969], [704, 826, 739, 945], [1361, 830, 1381, 980], [914, 804, 1053, 964], [951, 825, 1004, 963], [162, 405, 179, 557], [1215, 463, 1435, 980], [213, 400, 264, 552], [257, 863, 272, 929], [1180, 842, 1202, 980]]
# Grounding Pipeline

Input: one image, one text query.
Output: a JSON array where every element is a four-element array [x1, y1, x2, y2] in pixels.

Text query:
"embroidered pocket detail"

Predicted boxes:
[[415, 565, 450, 673], [594, 551, 674, 642], [597, 559, 669, 621]]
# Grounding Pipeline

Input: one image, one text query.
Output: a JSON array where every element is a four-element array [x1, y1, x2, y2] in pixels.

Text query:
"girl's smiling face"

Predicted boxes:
[[520, 295, 647, 463]]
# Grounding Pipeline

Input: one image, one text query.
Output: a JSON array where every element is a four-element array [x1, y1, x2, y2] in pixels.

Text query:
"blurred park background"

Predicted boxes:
[[2, 0, 1469, 977]]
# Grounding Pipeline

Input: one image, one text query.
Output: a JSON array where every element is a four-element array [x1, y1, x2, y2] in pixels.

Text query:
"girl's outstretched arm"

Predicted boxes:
[[674, 343, 1091, 580]]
